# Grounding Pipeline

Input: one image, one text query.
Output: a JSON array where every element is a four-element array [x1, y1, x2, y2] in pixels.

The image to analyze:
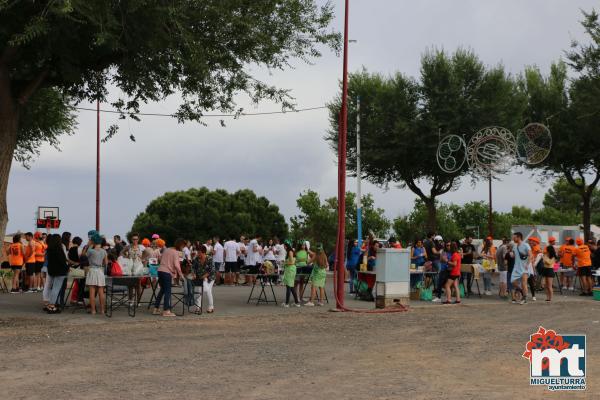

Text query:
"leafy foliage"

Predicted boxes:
[[290, 190, 390, 250], [130, 188, 288, 245], [327, 49, 525, 232], [1, 0, 339, 156]]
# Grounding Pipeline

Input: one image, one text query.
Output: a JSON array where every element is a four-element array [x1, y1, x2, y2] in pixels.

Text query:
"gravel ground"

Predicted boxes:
[[1, 295, 599, 400]]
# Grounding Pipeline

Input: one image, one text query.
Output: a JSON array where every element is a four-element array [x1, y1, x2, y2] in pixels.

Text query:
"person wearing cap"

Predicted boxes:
[[82, 233, 108, 315], [559, 237, 576, 291], [541, 238, 558, 301], [574, 237, 594, 296], [511, 232, 533, 305]]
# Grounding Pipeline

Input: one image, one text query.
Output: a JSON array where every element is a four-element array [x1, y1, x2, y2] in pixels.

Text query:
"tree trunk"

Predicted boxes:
[[0, 69, 18, 241], [424, 198, 437, 234], [582, 191, 592, 242]]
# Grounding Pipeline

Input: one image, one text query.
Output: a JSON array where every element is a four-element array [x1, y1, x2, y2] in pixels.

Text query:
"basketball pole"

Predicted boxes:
[[96, 99, 100, 232], [335, 0, 349, 310], [488, 172, 493, 237]]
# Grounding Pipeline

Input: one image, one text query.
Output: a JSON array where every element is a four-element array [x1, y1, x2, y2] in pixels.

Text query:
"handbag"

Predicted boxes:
[[111, 261, 123, 277], [68, 267, 85, 278]]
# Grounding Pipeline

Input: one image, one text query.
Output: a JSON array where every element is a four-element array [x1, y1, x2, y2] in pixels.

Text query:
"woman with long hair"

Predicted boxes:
[[542, 241, 557, 302], [45, 234, 69, 313], [282, 241, 300, 307], [443, 242, 462, 304], [481, 237, 496, 296], [305, 244, 328, 306]]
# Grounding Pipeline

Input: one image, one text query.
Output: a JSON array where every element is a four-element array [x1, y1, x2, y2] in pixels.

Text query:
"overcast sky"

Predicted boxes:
[[7, 0, 598, 238]]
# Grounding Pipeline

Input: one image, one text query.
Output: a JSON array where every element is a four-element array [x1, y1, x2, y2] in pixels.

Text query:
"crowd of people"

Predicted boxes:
[[2, 231, 332, 316], [396, 232, 600, 305]]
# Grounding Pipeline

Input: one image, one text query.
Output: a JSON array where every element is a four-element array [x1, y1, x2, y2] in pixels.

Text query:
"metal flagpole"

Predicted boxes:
[[96, 99, 100, 232], [356, 96, 362, 247], [335, 0, 349, 309]]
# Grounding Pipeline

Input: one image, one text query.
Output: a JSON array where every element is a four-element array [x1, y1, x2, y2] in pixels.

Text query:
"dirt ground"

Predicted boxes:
[[1, 291, 599, 400]]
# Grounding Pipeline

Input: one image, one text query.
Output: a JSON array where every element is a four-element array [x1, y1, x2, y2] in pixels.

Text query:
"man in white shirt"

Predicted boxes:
[[204, 238, 213, 256], [224, 236, 240, 286], [274, 237, 285, 280], [212, 236, 224, 284]]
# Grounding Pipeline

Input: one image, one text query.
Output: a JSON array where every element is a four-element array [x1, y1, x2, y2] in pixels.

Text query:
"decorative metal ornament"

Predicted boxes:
[[466, 126, 517, 176], [436, 134, 467, 174], [516, 123, 552, 165]]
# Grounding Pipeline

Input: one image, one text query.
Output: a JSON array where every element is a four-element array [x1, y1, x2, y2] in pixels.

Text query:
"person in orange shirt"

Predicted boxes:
[[23, 232, 38, 292], [559, 237, 576, 291], [6, 234, 25, 293], [574, 237, 594, 296], [33, 232, 46, 292]]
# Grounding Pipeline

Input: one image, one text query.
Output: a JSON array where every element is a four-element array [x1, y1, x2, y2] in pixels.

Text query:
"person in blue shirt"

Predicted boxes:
[[346, 239, 361, 293], [411, 239, 427, 267], [433, 241, 451, 302]]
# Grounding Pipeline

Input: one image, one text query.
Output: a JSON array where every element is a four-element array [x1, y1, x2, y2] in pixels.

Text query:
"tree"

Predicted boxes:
[[0, 0, 339, 239], [543, 178, 600, 221], [393, 200, 462, 243], [522, 10, 600, 240], [290, 190, 390, 250], [327, 49, 525, 233], [130, 187, 288, 245]]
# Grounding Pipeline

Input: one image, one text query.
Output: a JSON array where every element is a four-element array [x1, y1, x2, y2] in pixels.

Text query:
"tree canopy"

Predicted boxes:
[[290, 190, 390, 250], [0, 0, 339, 239], [327, 49, 525, 233], [521, 10, 600, 240], [130, 188, 288, 245]]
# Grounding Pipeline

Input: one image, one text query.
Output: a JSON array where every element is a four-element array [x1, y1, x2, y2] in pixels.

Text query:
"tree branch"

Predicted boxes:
[[403, 176, 428, 202], [17, 69, 48, 106]]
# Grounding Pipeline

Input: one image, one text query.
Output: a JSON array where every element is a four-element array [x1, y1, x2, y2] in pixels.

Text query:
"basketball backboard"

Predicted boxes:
[[38, 206, 59, 220]]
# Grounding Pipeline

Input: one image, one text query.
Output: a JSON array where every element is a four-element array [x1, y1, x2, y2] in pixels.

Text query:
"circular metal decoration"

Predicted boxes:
[[516, 123, 552, 165], [467, 126, 517, 176], [437, 134, 467, 174]]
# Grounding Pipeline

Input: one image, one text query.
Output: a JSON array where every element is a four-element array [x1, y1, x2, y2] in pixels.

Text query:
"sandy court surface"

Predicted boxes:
[[1, 289, 599, 400]]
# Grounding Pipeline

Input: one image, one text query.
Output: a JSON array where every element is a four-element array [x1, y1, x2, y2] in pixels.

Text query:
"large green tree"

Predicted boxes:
[[327, 49, 525, 233], [522, 10, 600, 240], [130, 188, 288, 244], [290, 190, 390, 250], [0, 0, 338, 239]]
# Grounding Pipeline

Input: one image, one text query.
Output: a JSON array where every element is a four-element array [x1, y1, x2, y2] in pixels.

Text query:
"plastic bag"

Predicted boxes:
[[417, 281, 433, 301], [118, 256, 133, 275], [132, 260, 144, 276]]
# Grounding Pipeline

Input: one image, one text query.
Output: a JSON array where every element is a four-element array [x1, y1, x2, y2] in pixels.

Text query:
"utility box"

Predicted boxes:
[[374, 248, 410, 308]]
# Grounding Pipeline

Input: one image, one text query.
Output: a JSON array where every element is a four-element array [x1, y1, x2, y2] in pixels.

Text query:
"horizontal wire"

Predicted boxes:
[[74, 105, 328, 118]]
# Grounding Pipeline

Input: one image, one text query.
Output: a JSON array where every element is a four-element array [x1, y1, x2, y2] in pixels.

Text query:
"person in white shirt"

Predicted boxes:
[[263, 238, 277, 284], [244, 237, 259, 284], [224, 236, 241, 285], [274, 237, 286, 283], [204, 239, 213, 256], [212, 236, 225, 284]]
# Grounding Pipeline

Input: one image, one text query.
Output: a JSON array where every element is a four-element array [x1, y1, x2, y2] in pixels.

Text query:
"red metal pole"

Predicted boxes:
[[96, 99, 100, 232], [335, 0, 349, 309]]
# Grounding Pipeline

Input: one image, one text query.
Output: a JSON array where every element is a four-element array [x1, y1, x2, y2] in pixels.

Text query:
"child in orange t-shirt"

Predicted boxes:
[[6, 234, 25, 293]]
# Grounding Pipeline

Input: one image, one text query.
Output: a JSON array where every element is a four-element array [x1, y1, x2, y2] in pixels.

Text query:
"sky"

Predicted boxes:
[[6, 0, 599, 238]]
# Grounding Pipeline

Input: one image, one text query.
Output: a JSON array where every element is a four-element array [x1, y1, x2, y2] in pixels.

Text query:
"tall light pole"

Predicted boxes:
[[96, 99, 100, 232], [356, 96, 362, 247], [335, 0, 349, 309]]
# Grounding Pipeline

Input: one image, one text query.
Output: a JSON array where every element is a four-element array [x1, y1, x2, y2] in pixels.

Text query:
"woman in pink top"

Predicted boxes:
[[153, 238, 186, 317]]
